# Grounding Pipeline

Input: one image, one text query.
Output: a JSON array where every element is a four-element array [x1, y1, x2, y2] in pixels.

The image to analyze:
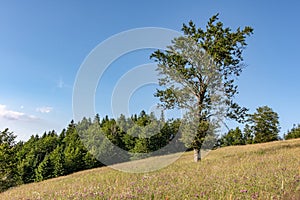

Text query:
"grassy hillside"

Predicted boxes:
[[1, 139, 300, 200]]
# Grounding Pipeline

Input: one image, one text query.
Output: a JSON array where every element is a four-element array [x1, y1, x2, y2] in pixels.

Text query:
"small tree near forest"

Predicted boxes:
[[284, 124, 300, 140], [220, 127, 245, 147], [151, 14, 253, 162]]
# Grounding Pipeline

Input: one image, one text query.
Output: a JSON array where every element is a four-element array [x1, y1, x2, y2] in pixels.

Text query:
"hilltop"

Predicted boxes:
[[1, 139, 300, 200]]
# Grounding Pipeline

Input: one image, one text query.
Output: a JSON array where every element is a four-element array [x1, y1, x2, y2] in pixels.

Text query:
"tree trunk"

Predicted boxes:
[[193, 148, 201, 162]]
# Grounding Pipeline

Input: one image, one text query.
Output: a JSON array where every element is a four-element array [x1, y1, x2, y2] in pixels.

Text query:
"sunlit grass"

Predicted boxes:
[[1, 139, 300, 199]]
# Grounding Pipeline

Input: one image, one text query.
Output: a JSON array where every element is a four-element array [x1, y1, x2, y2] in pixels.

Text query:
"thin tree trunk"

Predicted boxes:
[[194, 148, 201, 162]]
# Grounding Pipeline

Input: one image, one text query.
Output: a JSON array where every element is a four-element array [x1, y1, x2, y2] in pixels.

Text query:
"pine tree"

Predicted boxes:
[[0, 129, 21, 192], [249, 106, 280, 143], [284, 124, 300, 140], [220, 127, 245, 147], [35, 154, 54, 182], [50, 146, 65, 177]]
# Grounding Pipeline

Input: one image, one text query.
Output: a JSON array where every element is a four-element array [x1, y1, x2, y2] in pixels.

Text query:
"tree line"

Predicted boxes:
[[0, 111, 184, 192]]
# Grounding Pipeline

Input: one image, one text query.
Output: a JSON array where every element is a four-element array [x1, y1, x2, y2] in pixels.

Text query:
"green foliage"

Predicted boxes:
[[63, 137, 87, 174], [247, 106, 280, 143], [82, 112, 184, 163], [35, 154, 54, 182], [101, 118, 125, 149], [49, 145, 65, 177], [219, 106, 280, 147], [0, 129, 21, 192], [16, 131, 59, 183], [284, 124, 300, 140], [243, 124, 254, 144], [17, 135, 41, 183], [150, 14, 253, 159], [219, 127, 245, 147], [131, 139, 150, 159]]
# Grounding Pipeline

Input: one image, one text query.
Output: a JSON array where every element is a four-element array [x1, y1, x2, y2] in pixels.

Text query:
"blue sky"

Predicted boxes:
[[0, 0, 299, 141]]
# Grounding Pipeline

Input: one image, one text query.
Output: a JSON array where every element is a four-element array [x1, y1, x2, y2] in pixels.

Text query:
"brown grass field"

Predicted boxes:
[[1, 139, 300, 199]]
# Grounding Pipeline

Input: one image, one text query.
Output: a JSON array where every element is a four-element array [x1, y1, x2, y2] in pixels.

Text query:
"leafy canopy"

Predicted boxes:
[[151, 14, 253, 122], [151, 14, 253, 150]]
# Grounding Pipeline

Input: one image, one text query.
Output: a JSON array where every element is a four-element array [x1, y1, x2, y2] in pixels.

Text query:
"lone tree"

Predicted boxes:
[[248, 106, 280, 143], [151, 14, 253, 162]]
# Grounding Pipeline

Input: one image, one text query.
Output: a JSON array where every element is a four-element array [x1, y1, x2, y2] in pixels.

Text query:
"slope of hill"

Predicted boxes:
[[1, 139, 300, 200]]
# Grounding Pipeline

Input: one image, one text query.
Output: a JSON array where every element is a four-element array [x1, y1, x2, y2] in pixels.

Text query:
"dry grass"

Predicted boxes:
[[1, 139, 300, 199]]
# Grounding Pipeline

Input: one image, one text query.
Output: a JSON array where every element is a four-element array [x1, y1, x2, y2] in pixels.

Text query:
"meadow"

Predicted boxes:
[[1, 139, 300, 200]]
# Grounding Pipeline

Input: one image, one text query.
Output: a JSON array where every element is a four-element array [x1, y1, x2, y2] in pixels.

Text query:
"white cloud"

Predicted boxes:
[[36, 106, 53, 113], [0, 104, 37, 121], [57, 78, 64, 88], [0, 105, 61, 141], [56, 77, 71, 89]]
